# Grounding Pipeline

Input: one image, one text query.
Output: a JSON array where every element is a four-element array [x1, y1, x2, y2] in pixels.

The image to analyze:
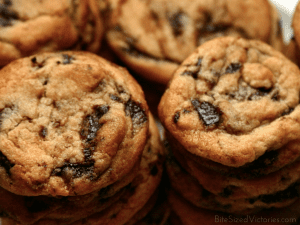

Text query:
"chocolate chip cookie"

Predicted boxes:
[[0, 51, 149, 197], [105, 0, 283, 85], [158, 36, 300, 168], [0, 0, 104, 66]]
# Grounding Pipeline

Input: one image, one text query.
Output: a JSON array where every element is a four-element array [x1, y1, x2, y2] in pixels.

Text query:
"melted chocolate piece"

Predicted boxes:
[[0, 3, 18, 27], [191, 99, 221, 126], [168, 11, 185, 36], [125, 100, 147, 125], [52, 105, 109, 180], [174, 111, 180, 123], [181, 70, 198, 79], [0, 151, 14, 175], [150, 164, 158, 176], [225, 63, 242, 74], [62, 54, 74, 64], [219, 186, 234, 198], [39, 127, 47, 138]]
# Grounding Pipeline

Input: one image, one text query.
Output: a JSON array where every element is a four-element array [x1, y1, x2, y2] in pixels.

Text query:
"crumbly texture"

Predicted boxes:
[[158, 36, 300, 167], [105, 0, 283, 85], [166, 153, 299, 215], [168, 190, 300, 225], [0, 51, 149, 196], [0, 0, 104, 66]]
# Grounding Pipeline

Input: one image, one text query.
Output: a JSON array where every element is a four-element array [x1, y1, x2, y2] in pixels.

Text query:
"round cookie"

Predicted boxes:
[[0, 0, 104, 66], [105, 0, 283, 85], [168, 189, 300, 225], [172, 142, 300, 200], [167, 130, 300, 179], [165, 153, 299, 215], [158, 36, 300, 167], [0, 51, 149, 196]]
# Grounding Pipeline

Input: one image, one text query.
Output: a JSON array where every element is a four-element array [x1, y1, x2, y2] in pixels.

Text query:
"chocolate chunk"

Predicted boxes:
[[196, 58, 202, 66], [62, 54, 74, 64], [168, 11, 185, 36], [219, 186, 234, 198], [282, 108, 294, 116], [181, 70, 198, 79], [81, 105, 109, 142], [110, 94, 121, 102], [24, 197, 50, 213], [0, 3, 18, 27], [225, 63, 242, 74], [31, 57, 45, 68], [0, 151, 14, 175], [125, 100, 147, 125], [150, 164, 158, 176], [191, 99, 221, 126], [173, 111, 180, 123], [248, 88, 270, 100], [39, 127, 47, 138]]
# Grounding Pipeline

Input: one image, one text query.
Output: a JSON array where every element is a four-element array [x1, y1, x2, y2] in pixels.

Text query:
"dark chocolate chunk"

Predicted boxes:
[[168, 11, 185, 36], [125, 100, 147, 125], [225, 63, 242, 74], [31, 57, 45, 69], [24, 197, 50, 213], [39, 127, 47, 138], [62, 54, 74, 64], [0, 3, 18, 27], [282, 108, 294, 116], [173, 111, 180, 123], [181, 70, 198, 79], [191, 99, 221, 126], [0, 151, 14, 175], [110, 94, 121, 102], [219, 186, 235, 198], [150, 164, 158, 176], [196, 58, 202, 66]]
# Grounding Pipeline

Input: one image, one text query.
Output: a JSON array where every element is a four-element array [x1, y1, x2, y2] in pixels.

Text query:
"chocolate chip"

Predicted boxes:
[[225, 63, 242, 74], [39, 127, 47, 138], [173, 111, 180, 123], [0, 151, 14, 175], [282, 108, 294, 116], [150, 164, 158, 176], [196, 58, 202, 66], [191, 99, 221, 126], [24, 197, 50, 213], [62, 54, 74, 64], [0, 3, 18, 27], [110, 94, 121, 102], [31, 57, 45, 69], [168, 11, 185, 36], [181, 70, 198, 79], [125, 100, 147, 125], [219, 186, 234, 198]]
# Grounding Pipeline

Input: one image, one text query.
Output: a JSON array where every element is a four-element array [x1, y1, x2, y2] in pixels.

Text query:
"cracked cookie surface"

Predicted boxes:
[[0, 51, 149, 196], [105, 0, 283, 85], [158, 36, 300, 167], [0, 0, 104, 66]]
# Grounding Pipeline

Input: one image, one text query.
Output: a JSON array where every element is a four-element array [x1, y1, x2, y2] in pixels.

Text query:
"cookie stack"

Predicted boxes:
[[158, 36, 300, 224], [0, 52, 165, 225]]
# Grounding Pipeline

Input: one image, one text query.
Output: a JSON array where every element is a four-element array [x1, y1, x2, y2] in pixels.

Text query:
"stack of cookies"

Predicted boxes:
[[158, 36, 300, 224], [0, 52, 165, 225]]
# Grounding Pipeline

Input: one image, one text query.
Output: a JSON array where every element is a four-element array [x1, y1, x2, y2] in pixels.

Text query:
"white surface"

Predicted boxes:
[[270, 0, 299, 43]]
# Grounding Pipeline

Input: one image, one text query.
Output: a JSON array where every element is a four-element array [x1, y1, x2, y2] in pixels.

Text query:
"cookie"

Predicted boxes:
[[167, 130, 300, 179], [0, 0, 104, 66], [166, 153, 299, 215], [0, 51, 149, 196], [168, 189, 300, 225], [105, 0, 283, 85], [158, 36, 300, 168]]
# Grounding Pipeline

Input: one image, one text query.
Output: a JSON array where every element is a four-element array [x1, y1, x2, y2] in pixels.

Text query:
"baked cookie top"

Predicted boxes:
[[105, 0, 281, 84], [0, 51, 149, 196], [0, 0, 103, 66], [158, 36, 300, 167]]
